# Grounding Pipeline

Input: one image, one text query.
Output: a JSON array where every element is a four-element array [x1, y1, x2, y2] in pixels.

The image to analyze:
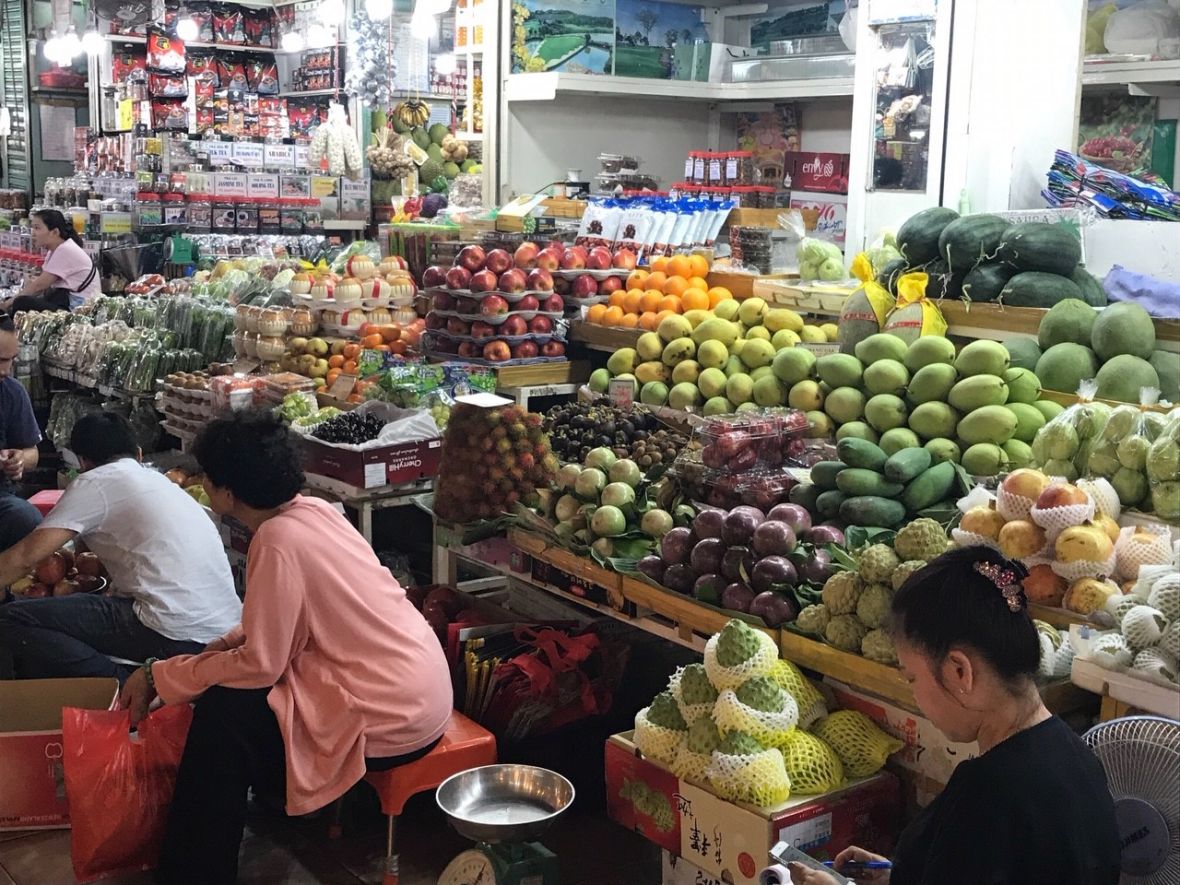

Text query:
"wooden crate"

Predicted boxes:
[[493, 360, 590, 388], [707, 270, 794, 301], [569, 322, 642, 352], [507, 528, 627, 611], [620, 576, 779, 648]]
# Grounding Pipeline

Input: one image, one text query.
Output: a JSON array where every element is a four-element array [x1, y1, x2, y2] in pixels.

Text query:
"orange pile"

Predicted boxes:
[[585, 254, 733, 329]]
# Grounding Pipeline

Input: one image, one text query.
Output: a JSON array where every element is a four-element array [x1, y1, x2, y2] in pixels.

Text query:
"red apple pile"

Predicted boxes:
[[433, 402, 560, 523], [9, 549, 106, 599]]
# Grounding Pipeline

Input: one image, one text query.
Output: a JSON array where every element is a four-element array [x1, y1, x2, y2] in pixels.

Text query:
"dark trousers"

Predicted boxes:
[[12, 288, 70, 312], [0, 595, 204, 682], [156, 686, 442, 885], [0, 492, 41, 552]]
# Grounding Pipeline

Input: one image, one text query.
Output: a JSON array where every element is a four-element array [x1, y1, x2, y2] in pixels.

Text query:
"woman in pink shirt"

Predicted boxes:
[[3, 210, 100, 312], [119, 412, 453, 885]]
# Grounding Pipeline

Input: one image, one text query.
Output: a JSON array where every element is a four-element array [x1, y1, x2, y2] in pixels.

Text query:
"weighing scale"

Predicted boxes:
[[436, 764, 574, 885]]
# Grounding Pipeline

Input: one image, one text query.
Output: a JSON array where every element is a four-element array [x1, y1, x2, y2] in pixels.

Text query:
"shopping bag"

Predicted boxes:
[[62, 704, 193, 883]]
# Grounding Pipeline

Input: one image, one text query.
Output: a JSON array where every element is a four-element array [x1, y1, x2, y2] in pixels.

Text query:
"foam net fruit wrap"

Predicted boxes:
[[703, 628, 778, 691], [996, 487, 1037, 522], [713, 688, 799, 749], [780, 729, 846, 794], [769, 659, 828, 729], [1114, 526, 1173, 580], [810, 710, 904, 779], [1077, 477, 1121, 520], [668, 667, 715, 725], [1029, 499, 1096, 542], [951, 528, 1003, 553], [705, 747, 792, 807], [671, 743, 712, 783], [1148, 572, 1180, 622], [1050, 551, 1118, 583], [634, 707, 685, 766]]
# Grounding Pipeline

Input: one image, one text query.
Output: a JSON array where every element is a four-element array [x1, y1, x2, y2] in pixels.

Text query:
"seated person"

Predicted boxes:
[[120, 411, 453, 885], [0, 313, 42, 552], [0, 210, 100, 313], [0, 413, 242, 681]]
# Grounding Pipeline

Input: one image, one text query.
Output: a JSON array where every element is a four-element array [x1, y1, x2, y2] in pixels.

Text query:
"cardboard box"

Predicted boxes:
[[0, 678, 119, 830], [300, 435, 443, 490], [606, 732, 900, 884], [662, 850, 726, 885], [789, 191, 847, 246], [825, 679, 978, 806], [785, 152, 851, 194]]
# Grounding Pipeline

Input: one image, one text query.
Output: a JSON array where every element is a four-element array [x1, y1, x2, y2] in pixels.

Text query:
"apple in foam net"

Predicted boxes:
[[541, 294, 563, 312], [498, 268, 528, 293], [560, 248, 586, 270], [470, 269, 499, 293], [483, 249, 513, 275], [598, 276, 624, 296], [517, 294, 541, 311], [483, 340, 512, 362], [445, 266, 472, 291], [571, 274, 599, 299], [512, 341, 539, 359], [1036, 482, 1088, 510], [470, 321, 496, 340], [526, 269, 554, 292], [612, 249, 638, 270], [529, 315, 553, 334], [514, 241, 540, 269], [501, 315, 529, 336], [541, 341, 565, 357], [480, 294, 510, 316], [422, 265, 448, 288], [457, 245, 486, 273], [586, 246, 613, 270]]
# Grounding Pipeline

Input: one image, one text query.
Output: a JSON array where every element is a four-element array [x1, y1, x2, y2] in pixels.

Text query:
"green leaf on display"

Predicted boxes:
[[840, 527, 895, 552]]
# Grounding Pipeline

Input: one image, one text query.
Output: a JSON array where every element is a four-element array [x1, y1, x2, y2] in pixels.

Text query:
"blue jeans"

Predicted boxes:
[[0, 594, 204, 682], [0, 492, 41, 552]]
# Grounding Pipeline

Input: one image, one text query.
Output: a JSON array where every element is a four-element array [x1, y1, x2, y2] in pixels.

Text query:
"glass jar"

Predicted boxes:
[[726, 151, 754, 186], [706, 153, 725, 186], [257, 308, 288, 337], [258, 198, 281, 235], [256, 335, 287, 361], [162, 193, 187, 226], [188, 197, 212, 233], [134, 192, 162, 228], [289, 307, 318, 336], [213, 200, 237, 233], [756, 186, 777, 208], [236, 198, 259, 235], [691, 151, 706, 185], [280, 198, 304, 234]]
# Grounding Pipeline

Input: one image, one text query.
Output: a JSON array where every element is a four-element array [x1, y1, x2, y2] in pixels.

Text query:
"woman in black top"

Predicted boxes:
[[790, 547, 1121, 885]]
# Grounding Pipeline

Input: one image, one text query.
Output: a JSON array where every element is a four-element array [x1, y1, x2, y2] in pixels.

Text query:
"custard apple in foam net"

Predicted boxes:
[[826, 614, 869, 652], [1105, 593, 1142, 623], [716, 619, 765, 667], [1132, 647, 1178, 685], [769, 659, 828, 728], [1157, 620, 1180, 659], [1148, 573, 1180, 622], [648, 691, 688, 730], [780, 730, 845, 795], [822, 572, 863, 615], [735, 676, 788, 713], [796, 603, 832, 635], [1122, 605, 1168, 649], [687, 716, 722, 755], [719, 730, 766, 756], [858, 544, 900, 583], [894, 518, 950, 562], [856, 583, 894, 629], [861, 628, 898, 665], [679, 663, 719, 706], [705, 620, 778, 690], [811, 710, 905, 778], [892, 560, 927, 592], [1090, 632, 1133, 670]]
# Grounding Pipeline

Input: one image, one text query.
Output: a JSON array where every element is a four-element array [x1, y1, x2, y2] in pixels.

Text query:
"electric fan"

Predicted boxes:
[[1083, 716, 1180, 884]]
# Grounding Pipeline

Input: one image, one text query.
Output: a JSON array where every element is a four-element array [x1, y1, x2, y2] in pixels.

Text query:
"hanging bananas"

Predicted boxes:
[[394, 99, 432, 128]]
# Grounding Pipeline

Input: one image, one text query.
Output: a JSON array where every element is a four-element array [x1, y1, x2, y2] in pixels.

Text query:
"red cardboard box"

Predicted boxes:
[[606, 732, 901, 883], [300, 436, 442, 489], [0, 678, 119, 830], [785, 152, 850, 194]]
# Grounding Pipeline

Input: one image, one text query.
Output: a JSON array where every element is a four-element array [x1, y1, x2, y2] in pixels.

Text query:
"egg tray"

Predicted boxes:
[[555, 268, 630, 281], [427, 308, 565, 325], [423, 286, 558, 303]]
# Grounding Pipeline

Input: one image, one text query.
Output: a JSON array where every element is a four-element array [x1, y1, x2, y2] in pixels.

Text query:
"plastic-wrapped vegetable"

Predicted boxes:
[[1146, 408, 1180, 520], [799, 237, 845, 281], [1086, 388, 1166, 510], [1030, 380, 1112, 482]]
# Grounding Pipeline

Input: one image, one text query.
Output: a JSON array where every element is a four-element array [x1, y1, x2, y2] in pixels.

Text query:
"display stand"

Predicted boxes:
[[302, 472, 433, 545]]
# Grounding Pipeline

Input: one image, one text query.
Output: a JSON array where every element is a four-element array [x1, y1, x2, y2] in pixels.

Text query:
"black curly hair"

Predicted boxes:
[[890, 545, 1039, 688], [193, 410, 305, 509]]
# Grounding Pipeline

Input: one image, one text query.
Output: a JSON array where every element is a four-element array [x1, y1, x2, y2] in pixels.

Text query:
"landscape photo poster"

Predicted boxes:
[[749, 1, 846, 48], [613, 0, 706, 79], [736, 104, 802, 186], [511, 0, 616, 75]]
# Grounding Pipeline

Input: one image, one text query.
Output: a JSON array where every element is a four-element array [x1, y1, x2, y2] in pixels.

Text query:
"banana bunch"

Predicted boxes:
[[440, 134, 468, 164], [394, 99, 432, 129], [366, 127, 415, 179]]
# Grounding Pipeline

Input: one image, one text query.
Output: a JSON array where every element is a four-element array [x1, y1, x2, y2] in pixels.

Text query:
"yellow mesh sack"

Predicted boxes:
[[670, 744, 712, 784], [811, 710, 904, 778], [703, 628, 778, 691], [713, 688, 799, 749], [769, 659, 828, 728], [706, 748, 791, 807], [634, 707, 685, 767], [780, 729, 845, 795], [668, 666, 715, 725]]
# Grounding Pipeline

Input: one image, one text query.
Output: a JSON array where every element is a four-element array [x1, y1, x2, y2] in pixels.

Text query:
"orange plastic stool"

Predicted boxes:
[[28, 489, 63, 516], [364, 710, 497, 885]]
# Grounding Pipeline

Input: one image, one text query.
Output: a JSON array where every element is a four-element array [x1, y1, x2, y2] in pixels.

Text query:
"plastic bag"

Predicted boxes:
[[1146, 407, 1180, 519], [1086, 387, 1164, 510], [1031, 380, 1112, 481], [881, 271, 948, 345], [62, 705, 193, 883], [1104, 0, 1180, 55]]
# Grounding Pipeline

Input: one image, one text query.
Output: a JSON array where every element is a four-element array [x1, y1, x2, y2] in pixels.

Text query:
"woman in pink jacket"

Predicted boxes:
[[120, 412, 453, 885]]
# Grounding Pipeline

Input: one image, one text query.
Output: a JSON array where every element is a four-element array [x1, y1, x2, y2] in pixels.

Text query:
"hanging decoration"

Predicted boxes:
[[345, 7, 399, 108]]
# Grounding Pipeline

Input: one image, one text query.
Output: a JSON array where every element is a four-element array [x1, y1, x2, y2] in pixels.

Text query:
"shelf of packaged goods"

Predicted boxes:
[[278, 89, 339, 98], [504, 72, 856, 103], [102, 33, 276, 54], [1082, 58, 1180, 91]]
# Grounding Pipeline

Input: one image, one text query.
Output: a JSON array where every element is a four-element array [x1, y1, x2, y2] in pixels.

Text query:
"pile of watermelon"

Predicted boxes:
[[877, 208, 1106, 309]]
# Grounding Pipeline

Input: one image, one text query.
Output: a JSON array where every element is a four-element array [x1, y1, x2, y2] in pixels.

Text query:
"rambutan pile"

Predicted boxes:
[[434, 402, 558, 522]]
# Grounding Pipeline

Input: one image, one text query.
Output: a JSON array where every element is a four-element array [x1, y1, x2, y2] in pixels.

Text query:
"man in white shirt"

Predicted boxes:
[[0, 413, 242, 681]]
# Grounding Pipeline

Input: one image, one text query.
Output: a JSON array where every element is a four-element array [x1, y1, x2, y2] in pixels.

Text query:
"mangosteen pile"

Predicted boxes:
[[543, 402, 688, 468]]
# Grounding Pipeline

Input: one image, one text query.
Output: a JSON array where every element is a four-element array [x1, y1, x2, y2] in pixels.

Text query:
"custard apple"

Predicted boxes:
[[648, 691, 688, 730], [1104, 593, 1140, 624], [735, 676, 787, 713], [861, 629, 898, 665], [716, 619, 763, 667], [891, 560, 926, 592], [1132, 647, 1178, 684], [856, 583, 894, 629], [796, 603, 831, 635], [858, 544, 900, 583], [1157, 620, 1180, 659], [719, 730, 765, 756], [680, 663, 718, 705], [825, 614, 869, 652], [1122, 605, 1168, 649], [894, 518, 950, 562], [822, 572, 864, 615], [687, 716, 722, 754]]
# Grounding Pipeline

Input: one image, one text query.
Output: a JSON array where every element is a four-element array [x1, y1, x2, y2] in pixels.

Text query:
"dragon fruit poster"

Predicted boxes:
[[1077, 93, 1156, 178]]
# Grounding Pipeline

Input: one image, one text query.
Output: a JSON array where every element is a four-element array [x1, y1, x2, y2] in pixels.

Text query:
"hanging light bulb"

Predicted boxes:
[[59, 27, 83, 59], [280, 30, 305, 53], [81, 28, 105, 55], [43, 34, 63, 64], [176, 15, 199, 42], [434, 53, 456, 76], [307, 23, 333, 49], [365, 0, 394, 21], [411, 10, 436, 38], [317, 0, 346, 25]]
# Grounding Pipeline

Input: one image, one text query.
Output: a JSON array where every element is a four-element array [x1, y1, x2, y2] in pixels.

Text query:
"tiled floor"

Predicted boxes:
[[0, 790, 660, 885]]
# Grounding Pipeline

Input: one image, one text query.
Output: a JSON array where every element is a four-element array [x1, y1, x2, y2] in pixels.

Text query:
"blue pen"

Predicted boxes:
[[823, 860, 893, 871]]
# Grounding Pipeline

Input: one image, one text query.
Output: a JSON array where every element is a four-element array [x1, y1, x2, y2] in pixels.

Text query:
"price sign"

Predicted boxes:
[[803, 342, 840, 357], [205, 140, 234, 166], [328, 373, 356, 400], [294, 144, 310, 167], [231, 141, 265, 168], [115, 98, 135, 131], [264, 143, 295, 168], [608, 378, 634, 410]]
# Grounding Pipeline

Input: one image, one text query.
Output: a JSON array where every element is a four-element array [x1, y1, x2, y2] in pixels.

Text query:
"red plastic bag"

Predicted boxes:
[[62, 705, 192, 883]]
